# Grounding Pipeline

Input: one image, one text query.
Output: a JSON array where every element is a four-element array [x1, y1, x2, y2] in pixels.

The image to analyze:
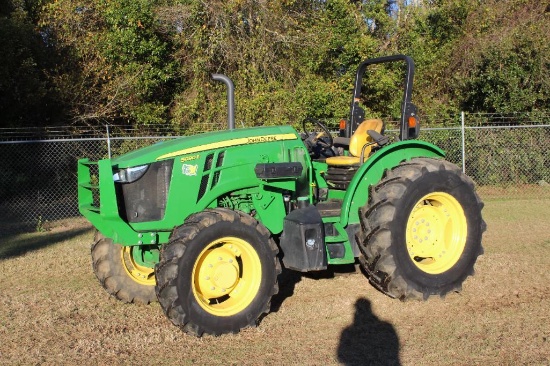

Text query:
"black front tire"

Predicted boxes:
[[155, 208, 281, 336], [91, 232, 157, 304], [358, 158, 486, 300]]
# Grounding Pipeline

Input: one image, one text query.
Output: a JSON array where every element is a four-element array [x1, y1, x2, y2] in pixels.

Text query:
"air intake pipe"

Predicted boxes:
[[211, 74, 235, 130]]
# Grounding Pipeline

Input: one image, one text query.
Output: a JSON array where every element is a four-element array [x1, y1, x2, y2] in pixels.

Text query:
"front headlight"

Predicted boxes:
[[113, 164, 149, 183]]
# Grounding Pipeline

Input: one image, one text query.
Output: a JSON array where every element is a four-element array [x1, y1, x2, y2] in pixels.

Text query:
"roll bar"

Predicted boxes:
[[348, 55, 418, 141]]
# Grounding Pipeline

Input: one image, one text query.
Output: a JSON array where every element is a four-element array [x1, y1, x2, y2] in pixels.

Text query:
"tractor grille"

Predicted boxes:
[[118, 160, 173, 223]]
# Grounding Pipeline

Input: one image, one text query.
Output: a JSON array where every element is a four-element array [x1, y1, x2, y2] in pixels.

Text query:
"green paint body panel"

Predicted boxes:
[[320, 140, 445, 265], [78, 125, 308, 245], [78, 123, 445, 267], [341, 140, 445, 227]]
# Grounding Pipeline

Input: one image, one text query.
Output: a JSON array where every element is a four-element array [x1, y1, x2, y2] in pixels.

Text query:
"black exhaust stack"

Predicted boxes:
[[211, 74, 235, 130]]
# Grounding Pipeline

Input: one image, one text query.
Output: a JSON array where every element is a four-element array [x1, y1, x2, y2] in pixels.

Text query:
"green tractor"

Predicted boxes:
[[78, 55, 485, 336]]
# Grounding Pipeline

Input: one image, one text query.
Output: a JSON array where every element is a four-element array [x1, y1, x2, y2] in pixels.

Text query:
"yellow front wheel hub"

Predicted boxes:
[[192, 237, 262, 316], [121, 246, 156, 286], [406, 192, 468, 274]]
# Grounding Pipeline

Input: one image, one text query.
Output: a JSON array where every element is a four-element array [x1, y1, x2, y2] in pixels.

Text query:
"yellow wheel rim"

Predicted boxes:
[[406, 192, 468, 274], [192, 237, 262, 317], [121, 246, 156, 286]]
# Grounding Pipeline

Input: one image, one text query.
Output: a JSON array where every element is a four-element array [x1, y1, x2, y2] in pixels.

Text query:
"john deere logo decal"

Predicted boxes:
[[182, 164, 198, 176], [156, 133, 297, 160], [246, 136, 277, 143]]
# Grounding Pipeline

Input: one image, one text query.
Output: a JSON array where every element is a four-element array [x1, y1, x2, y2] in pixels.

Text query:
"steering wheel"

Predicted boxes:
[[301, 118, 335, 158]]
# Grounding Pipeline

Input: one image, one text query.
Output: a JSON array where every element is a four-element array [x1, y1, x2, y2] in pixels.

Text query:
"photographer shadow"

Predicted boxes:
[[337, 298, 401, 366]]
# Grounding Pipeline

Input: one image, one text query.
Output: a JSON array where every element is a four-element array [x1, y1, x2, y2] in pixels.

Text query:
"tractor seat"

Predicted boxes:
[[324, 119, 383, 190], [326, 119, 384, 167]]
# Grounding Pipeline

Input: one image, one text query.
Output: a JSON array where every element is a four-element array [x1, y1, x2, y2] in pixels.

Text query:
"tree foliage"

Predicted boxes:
[[448, 0, 550, 113], [0, 0, 63, 127], [0, 0, 548, 128], [162, 0, 378, 130], [41, 0, 177, 125], [397, 0, 549, 116]]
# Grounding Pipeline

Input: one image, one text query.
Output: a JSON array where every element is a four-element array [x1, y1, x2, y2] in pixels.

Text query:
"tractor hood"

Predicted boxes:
[[112, 125, 300, 168]]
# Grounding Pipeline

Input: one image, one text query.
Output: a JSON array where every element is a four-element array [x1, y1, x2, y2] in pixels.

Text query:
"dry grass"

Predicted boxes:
[[1, 199, 549, 366], [476, 184, 550, 200]]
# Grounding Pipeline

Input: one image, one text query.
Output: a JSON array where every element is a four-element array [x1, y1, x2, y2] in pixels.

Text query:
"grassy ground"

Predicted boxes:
[[1, 199, 549, 365]]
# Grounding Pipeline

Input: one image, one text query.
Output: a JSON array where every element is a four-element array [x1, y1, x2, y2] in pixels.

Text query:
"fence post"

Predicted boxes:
[[461, 111, 466, 173], [106, 124, 111, 159]]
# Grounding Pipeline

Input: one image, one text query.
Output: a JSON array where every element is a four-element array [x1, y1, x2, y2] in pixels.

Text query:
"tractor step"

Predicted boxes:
[[316, 200, 342, 218], [325, 165, 359, 190]]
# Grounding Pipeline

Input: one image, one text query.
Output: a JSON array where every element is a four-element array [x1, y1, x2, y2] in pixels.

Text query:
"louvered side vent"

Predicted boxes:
[[212, 171, 220, 188], [197, 175, 209, 202], [216, 152, 225, 167], [197, 151, 225, 202], [204, 153, 214, 171], [212, 151, 225, 188]]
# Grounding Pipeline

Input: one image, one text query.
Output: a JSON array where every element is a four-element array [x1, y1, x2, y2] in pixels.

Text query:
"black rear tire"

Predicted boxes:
[[357, 158, 486, 300], [155, 208, 280, 336]]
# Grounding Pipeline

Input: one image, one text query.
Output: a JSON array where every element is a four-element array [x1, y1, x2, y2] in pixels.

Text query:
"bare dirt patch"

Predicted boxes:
[[1, 199, 549, 365]]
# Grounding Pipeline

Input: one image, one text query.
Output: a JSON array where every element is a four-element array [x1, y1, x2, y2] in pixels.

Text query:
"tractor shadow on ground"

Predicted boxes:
[[338, 298, 401, 366], [270, 265, 401, 366], [270, 263, 361, 313], [0, 227, 92, 260], [269, 267, 302, 313]]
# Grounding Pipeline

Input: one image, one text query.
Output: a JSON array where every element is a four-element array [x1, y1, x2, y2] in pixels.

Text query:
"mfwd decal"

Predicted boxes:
[[182, 164, 198, 176]]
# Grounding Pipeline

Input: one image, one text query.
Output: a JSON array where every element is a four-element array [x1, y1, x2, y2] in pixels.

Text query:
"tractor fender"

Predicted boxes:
[[340, 140, 445, 227]]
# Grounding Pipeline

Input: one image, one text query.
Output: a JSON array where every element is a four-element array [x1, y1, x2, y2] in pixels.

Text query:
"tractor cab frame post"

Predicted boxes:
[[348, 54, 418, 140]]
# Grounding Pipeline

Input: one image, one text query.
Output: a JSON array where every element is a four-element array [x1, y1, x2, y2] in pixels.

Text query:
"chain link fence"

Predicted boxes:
[[1, 113, 548, 230]]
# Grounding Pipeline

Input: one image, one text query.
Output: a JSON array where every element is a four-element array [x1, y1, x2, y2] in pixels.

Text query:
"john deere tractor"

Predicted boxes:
[[78, 55, 485, 336]]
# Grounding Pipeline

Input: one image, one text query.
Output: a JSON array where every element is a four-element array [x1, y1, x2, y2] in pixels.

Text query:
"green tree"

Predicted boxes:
[[449, 0, 550, 113], [0, 0, 64, 127], [8, 0, 547, 130], [394, 0, 549, 117], [162, 0, 380, 131], [42, 0, 178, 125]]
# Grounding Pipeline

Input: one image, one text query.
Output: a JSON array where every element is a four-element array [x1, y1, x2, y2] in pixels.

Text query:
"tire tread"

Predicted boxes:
[[155, 208, 279, 336], [358, 158, 486, 300]]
